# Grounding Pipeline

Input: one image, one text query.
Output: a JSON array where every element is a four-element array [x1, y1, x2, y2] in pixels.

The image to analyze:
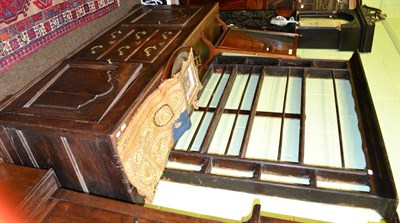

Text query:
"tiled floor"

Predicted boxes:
[[148, 1, 400, 222]]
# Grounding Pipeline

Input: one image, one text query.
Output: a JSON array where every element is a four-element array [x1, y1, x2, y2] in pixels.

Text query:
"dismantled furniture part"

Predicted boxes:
[[163, 52, 398, 222], [200, 15, 299, 69], [180, 0, 361, 10], [220, 10, 297, 32], [296, 5, 385, 52], [218, 1, 385, 52]]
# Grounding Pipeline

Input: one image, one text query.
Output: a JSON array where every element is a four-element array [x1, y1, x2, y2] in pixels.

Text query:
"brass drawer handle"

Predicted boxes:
[[111, 30, 122, 39], [109, 30, 123, 44], [144, 45, 157, 57], [162, 31, 173, 40], [135, 31, 147, 40], [90, 45, 104, 54], [118, 45, 131, 56]]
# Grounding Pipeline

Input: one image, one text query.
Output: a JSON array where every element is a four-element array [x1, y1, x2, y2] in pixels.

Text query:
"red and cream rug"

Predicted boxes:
[[0, 0, 120, 73]]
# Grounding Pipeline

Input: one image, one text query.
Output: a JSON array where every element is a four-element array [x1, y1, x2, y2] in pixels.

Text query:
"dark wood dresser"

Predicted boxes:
[[0, 4, 222, 203]]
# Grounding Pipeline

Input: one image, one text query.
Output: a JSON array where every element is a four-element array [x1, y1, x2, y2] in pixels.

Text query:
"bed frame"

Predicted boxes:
[[163, 52, 398, 221]]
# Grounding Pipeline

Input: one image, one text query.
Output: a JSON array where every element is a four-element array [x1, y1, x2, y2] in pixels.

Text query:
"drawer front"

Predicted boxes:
[[125, 29, 181, 63], [74, 29, 181, 63], [74, 25, 135, 60], [102, 29, 157, 61]]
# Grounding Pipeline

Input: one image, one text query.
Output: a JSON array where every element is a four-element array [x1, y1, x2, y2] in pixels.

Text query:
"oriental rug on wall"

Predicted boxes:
[[0, 0, 120, 73]]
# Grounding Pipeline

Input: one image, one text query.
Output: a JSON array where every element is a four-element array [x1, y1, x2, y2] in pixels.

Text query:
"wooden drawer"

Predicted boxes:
[[73, 24, 137, 60], [125, 29, 181, 63], [75, 28, 181, 63], [101, 28, 159, 61]]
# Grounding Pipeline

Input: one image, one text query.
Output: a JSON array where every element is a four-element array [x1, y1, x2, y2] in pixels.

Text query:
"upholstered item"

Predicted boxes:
[[117, 77, 190, 202], [117, 48, 202, 202]]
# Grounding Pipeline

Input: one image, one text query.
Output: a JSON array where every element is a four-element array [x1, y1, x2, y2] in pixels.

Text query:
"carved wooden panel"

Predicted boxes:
[[18, 61, 142, 123]]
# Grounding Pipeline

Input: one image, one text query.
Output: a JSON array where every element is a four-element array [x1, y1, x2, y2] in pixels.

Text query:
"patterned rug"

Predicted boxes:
[[0, 0, 120, 74]]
